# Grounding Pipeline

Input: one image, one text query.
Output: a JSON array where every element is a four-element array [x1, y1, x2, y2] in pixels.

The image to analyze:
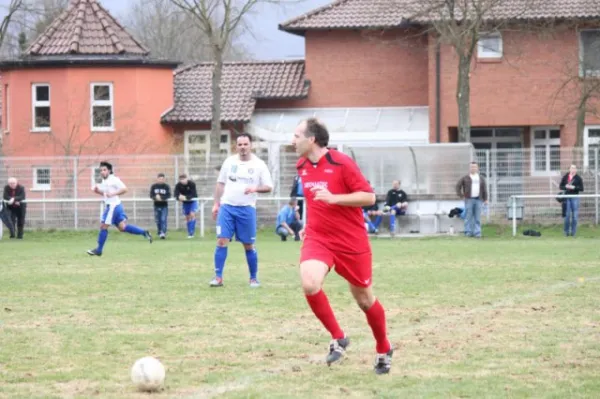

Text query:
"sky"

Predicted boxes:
[[100, 0, 332, 61]]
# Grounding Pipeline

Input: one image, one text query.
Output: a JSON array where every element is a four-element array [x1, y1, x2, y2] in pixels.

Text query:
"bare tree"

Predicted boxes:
[[165, 0, 280, 156], [0, 0, 25, 54], [399, 0, 536, 142], [550, 27, 600, 149], [122, 0, 248, 64]]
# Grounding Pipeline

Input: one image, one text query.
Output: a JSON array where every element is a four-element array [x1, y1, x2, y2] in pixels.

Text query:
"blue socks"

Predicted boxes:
[[124, 224, 145, 235], [214, 246, 228, 278], [213, 246, 258, 280], [389, 214, 396, 232], [246, 248, 258, 280], [97, 229, 108, 253], [187, 219, 196, 236]]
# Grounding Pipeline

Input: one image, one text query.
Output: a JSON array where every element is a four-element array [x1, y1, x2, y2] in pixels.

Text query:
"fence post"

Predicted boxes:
[[485, 150, 491, 221], [133, 190, 137, 222], [174, 155, 180, 231], [512, 195, 517, 237], [42, 189, 46, 229], [73, 157, 78, 230], [595, 148, 599, 226], [200, 200, 205, 238]]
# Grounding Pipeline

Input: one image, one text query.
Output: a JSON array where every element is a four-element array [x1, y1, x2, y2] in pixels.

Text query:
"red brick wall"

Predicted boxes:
[[294, 29, 429, 108], [430, 28, 600, 145]]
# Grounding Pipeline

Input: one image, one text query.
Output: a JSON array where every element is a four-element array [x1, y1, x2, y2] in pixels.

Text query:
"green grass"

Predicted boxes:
[[1, 228, 599, 398]]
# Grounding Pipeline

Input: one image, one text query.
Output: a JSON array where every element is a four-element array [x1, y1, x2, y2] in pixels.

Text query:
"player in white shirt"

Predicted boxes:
[[211, 133, 273, 287], [87, 161, 152, 256]]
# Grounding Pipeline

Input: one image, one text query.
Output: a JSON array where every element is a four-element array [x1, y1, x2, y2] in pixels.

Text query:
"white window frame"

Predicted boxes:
[[477, 31, 503, 59], [32, 167, 51, 191], [31, 83, 50, 132], [184, 130, 231, 165], [91, 83, 114, 132], [530, 126, 561, 176], [584, 125, 600, 170], [91, 167, 102, 187], [579, 29, 600, 77]]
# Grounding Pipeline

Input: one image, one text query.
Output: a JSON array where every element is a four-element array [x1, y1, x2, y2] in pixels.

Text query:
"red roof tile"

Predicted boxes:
[[26, 0, 149, 56], [280, 0, 600, 33], [162, 60, 310, 123]]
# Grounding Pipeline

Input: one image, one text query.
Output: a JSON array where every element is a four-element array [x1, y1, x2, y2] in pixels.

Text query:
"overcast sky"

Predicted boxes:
[[61, 0, 332, 60]]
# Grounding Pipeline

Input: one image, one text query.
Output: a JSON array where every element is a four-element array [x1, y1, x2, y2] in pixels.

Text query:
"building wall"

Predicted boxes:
[[294, 29, 429, 108], [1, 66, 176, 157], [430, 27, 600, 145]]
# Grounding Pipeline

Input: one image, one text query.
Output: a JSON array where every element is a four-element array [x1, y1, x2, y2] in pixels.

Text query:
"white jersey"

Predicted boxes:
[[98, 174, 126, 206], [218, 154, 273, 207]]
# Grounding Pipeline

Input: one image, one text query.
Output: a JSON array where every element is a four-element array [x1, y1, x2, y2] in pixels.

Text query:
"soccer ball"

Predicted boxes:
[[130, 356, 165, 392]]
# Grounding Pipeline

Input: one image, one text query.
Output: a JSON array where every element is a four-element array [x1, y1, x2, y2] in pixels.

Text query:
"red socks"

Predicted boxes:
[[305, 290, 345, 340], [364, 299, 391, 354]]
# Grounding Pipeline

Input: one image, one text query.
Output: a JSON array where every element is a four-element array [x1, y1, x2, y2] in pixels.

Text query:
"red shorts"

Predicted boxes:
[[300, 238, 372, 287]]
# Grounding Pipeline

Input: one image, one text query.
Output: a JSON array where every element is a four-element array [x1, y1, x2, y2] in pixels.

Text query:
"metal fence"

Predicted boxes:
[[0, 146, 597, 232]]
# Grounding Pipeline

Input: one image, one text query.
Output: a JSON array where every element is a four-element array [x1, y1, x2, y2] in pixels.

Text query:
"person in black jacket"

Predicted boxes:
[[290, 175, 304, 219], [0, 199, 15, 238], [149, 173, 171, 239], [384, 180, 408, 235], [3, 177, 26, 239], [174, 174, 198, 238], [559, 164, 584, 237]]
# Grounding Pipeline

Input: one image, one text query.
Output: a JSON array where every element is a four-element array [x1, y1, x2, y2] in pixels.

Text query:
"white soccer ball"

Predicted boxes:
[[130, 356, 165, 392]]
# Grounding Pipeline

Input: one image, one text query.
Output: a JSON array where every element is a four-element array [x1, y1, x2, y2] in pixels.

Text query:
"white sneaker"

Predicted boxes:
[[249, 279, 261, 288], [187, 235, 194, 239]]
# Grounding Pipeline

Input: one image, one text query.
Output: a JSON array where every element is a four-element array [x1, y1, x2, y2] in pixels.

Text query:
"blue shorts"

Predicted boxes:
[[391, 205, 406, 216], [101, 203, 128, 226], [217, 204, 256, 244], [182, 201, 198, 216]]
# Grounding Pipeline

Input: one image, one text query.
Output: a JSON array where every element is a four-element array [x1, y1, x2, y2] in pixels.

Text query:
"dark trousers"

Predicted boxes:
[[297, 198, 304, 220], [154, 206, 168, 235], [0, 207, 15, 237], [8, 206, 25, 238]]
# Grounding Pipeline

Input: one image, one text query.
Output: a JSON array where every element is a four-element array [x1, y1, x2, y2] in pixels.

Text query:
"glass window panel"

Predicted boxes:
[[588, 129, 600, 138], [36, 169, 50, 184], [534, 130, 546, 140], [93, 85, 110, 101], [35, 107, 50, 128], [534, 145, 547, 171], [36, 85, 49, 102], [92, 106, 112, 127], [549, 145, 560, 171], [495, 128, 522, 137], [471, 129, 493, 138], [549, 129, 560, 139]]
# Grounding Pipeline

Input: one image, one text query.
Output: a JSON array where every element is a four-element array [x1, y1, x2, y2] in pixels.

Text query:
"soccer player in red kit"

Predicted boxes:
[[292, 118, 393, 375]]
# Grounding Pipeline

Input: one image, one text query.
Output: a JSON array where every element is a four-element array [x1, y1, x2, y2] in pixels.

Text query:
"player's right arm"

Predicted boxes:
[[316, 156, 374, 207]]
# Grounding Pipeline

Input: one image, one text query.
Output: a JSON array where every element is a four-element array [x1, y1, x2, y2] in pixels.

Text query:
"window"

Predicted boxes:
[[477, 31, 503, 59], [580, 30, 600, 76], [32, 84, 50, 131], [184, 131, 231, 165], [531, 127, 561, 175], [33, 167, 51, 191], [91, 83, 114, 131], [584, 126, 600, 169], [91, 167, 102, 186], [4, 84, 9, 132]]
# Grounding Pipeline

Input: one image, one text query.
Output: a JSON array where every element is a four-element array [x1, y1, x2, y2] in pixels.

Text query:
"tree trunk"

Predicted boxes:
[[210, 44, 224, 166], [456, 55, 472, 143]]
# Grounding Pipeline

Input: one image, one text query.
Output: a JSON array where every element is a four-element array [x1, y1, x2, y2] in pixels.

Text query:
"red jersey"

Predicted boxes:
[[297, 149, 373, 254]]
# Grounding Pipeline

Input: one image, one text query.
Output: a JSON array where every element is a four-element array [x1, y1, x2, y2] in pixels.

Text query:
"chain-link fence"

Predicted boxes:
[[0, 146, 597, 233]]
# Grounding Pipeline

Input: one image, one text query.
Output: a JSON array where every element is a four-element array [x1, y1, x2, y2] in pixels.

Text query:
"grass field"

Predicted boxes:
[[1, 227, 599, 398]]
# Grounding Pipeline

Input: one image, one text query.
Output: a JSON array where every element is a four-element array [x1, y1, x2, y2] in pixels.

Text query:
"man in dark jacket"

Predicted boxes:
[[174, 174, 198, 238], [456, 162, 488, 238], [149, 173, 171, 239], [384, 180, 408, 235], [290, 175, 304, 219], [559, 164, 584, 237], [3, 177, 26, 239]]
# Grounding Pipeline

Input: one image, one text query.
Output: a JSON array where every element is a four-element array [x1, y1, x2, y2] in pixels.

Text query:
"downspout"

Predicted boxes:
[[435, 42, 441, 143]]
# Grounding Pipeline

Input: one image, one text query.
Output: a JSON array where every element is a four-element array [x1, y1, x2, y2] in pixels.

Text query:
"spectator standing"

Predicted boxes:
[[456, 162, 488, 238], [3, 177, 26, 239], [560, 164, 584, 237], [149, 173, 171, 239]]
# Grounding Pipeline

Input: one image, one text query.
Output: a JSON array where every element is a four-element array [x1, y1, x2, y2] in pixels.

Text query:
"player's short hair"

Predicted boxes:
[[303, 118, 329, 148], [157, 173, 165, 178], [179, 174, 187, 179], [100, 161, 113, 174], [289, 197, 297, 205], [236, 132, 252, 143]]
